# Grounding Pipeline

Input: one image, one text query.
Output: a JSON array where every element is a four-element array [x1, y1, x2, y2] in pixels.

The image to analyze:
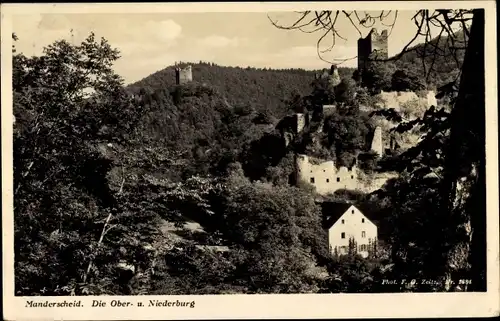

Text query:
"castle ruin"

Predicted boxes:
[[296, 154, 358, 195], [357, 28, 389, 81], [370, 126, 383, 157], [175, 65, 193, 85]]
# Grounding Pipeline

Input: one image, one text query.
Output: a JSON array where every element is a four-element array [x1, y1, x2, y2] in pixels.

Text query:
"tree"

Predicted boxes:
[[13, 32, 154, 295], [270, 9, 486, 291], [361, 61, 396, 93], [208, 172, 327, 293], [391, 69, 426, 92]]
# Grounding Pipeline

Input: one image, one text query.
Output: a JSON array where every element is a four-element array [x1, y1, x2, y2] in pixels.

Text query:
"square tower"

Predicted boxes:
[[175, 65, 193, 85], [357, 28, 389, 77]]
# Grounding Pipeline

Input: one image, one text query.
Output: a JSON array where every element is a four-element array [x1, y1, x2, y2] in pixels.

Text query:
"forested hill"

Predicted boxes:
[[392, 32, 467, 88], [127, 62, 355, 119]]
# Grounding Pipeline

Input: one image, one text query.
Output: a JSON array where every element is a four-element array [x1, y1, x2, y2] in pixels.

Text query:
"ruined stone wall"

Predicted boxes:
[[296, 154, 399, 195], [296, 113, 306, 133], [356, 171, 399, 194], [375, 90, 437, 114], [175, 65, 193, 85], [296, 154, 358, 195], [370, 126, 383, 157], [426, 90, 438, 107]]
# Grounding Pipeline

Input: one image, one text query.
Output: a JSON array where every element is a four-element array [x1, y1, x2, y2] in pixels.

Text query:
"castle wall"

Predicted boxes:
[[376, 91, 419, 109], [296, 154, 358, 195], [322, 105, 336, 117]]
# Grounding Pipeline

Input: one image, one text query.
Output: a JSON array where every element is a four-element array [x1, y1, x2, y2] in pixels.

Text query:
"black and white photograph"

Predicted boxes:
[[2, 1, 499, 319]]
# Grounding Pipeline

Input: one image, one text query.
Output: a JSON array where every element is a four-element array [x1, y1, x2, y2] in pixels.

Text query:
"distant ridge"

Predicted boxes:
[[127, 62, 355, 119]]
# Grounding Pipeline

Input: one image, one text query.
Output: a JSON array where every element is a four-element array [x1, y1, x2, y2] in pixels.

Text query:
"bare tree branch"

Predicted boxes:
[[269, 9, 472, 80]]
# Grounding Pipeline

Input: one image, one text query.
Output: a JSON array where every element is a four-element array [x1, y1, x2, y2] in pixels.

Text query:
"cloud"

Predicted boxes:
[[122, 19, 182, 44], [150, 20, 183, 42], [197, 35, 242, 48]]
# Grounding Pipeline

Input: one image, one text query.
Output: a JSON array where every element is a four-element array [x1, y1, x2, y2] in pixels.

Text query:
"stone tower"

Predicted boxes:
[[370, 126, 383, 157], [328, 64, 342, 87], [357, 28, 389, 78], [175, 65, 193, 85]]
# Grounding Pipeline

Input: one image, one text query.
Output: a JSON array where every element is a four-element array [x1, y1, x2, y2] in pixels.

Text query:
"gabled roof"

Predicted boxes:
[[320, 201, 354, 229]]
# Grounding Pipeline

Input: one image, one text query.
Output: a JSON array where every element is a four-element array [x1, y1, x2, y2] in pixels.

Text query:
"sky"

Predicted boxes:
[[12, 10, 437, 85]]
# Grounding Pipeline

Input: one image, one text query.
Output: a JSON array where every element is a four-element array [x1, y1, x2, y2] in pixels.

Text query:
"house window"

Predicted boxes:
[[310, 177, 315, 183], [341, 219, 345, 224], [326, 178, 329, 183], [341, 232, 345, 239], [337, 177, 340, 182], [362, 218, 365, 223], [362, 231, 366, 238], [360, 244, 367, 251]]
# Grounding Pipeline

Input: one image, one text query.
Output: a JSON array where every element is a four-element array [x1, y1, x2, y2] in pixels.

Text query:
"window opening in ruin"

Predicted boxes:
[[310, 177, 315, 183], [337, 177, 340, 182], [326, 178, 329, 183], [351, 175, 354, 179]]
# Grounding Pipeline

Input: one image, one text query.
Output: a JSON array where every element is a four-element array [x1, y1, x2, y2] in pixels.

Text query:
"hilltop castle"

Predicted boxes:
[[288, 28, 437, 196]]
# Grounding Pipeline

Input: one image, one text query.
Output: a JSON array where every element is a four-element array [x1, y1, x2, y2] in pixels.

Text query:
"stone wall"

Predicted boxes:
[[296, 154, 398, 195], [370, 126, 383, 157], [296, 113, 306, 133], [375, 90, 437, 115], [296, 154, 358, 195]]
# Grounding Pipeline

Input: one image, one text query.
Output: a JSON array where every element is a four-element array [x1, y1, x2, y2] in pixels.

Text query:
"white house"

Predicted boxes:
[[321, 202, 378, 258]]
